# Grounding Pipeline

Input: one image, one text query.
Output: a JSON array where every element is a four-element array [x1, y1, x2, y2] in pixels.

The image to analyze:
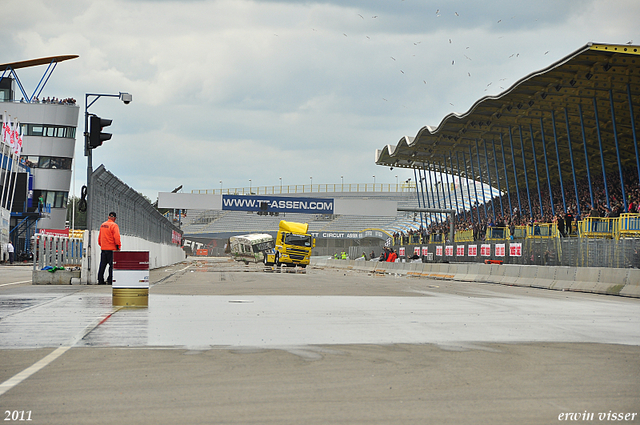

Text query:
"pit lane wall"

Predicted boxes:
[[311, 258, 640, 298], [81, 231, 185, 285]]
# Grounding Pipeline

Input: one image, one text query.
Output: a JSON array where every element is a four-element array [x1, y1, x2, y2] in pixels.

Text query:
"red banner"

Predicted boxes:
[[509, 243, 522, 257], [481, 244, 491, 256], [445, 245, 454, 256], [399, 247, 406, 256], [39, 228, 69, 237], [456, 245, 465, 256], [468, 245, 477, 257], [436, 246, 443, 256], [422, 247, 428, 256]]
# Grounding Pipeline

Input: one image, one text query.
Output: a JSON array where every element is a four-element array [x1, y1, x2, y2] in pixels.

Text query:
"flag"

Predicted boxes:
[[7, 115, 14, 152], [13, 121, 22, 155], [1, 113, 8, 146]]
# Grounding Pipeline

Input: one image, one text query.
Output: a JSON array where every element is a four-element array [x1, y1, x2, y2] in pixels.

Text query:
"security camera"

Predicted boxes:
[[119, 92, 132, 104]]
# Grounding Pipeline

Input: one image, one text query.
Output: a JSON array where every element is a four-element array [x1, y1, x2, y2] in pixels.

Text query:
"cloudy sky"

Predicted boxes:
[[3, 0, 639, 201]]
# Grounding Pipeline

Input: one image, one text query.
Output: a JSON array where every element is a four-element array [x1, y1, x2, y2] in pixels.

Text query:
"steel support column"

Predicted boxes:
[[482, 140, 496, 223], [593, 97, 611, 209], [500, 133, 513, 218], [462, 151, 475, 224], [540, 117, 555, 217], [508, 127, 522, 215], [475, 139, 488, 218], [563, 108, 580, 215], [518, 126, 533, 218], [610, 90, 627, 212], [628, 84, 640, 194], [455, 151, 467, 222], [413, 168, 425, 229], [550, 111, 567, 213], [468, 146, 481, 223], [529, 124, 544, 219], [578, 104, 594, 210], [492, 140, 504, 218], [446, 153, 458, 216]]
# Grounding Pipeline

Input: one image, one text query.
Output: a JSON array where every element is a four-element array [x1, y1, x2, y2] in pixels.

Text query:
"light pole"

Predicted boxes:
[[310, 176, 312, 191], [395, 175, 398, 191], [219, 180, 222, 193], [373, 175, 376, 190], [341, 175, 344, 191], [84, 91, 131, 284], [249, 179, 252, 194], [279, 177, 282, 193]]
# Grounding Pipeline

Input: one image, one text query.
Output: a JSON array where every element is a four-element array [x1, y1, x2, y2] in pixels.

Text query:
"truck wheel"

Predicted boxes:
[[275, 253, 281, 267]]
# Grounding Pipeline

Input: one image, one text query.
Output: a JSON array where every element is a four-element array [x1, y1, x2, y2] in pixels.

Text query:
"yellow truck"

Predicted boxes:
[[263, 220, 315, 268]]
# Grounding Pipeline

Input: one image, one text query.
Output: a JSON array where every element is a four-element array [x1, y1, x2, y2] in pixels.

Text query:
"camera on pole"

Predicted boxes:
[[88, 114, 112, 149]]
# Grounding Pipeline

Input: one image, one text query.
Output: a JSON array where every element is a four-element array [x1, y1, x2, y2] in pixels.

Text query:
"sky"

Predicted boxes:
[[2, 0, 639, 201]]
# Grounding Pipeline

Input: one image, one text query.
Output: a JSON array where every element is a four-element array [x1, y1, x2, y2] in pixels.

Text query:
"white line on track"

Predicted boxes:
[[0, 280, 31, 287], [0, 346, 70, 397], [0, 307, 122, 397]]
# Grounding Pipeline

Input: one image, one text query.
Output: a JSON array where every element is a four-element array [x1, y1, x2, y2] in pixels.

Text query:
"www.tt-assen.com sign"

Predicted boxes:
[[222, 195, 334, 214]]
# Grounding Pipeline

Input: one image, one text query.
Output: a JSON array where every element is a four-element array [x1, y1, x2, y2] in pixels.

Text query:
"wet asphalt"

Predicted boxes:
[[0, 259, 638, 424]]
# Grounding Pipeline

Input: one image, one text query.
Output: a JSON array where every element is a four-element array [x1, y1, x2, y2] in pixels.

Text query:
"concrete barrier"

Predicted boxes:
[[32, 269, 81, 285], [309, 257, 639, 298]]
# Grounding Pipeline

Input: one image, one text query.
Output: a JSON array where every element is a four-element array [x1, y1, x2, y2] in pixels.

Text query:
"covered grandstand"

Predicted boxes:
[[182, 42, 640, 266]]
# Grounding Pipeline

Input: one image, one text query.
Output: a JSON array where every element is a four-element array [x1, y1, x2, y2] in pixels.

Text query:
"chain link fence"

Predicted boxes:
[[389, 238, 640, 268], [90, 165, 182, 244]]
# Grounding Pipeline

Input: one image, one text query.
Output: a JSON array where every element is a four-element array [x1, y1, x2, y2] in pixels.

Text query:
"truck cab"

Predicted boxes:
[[264, 220, 315, 268]]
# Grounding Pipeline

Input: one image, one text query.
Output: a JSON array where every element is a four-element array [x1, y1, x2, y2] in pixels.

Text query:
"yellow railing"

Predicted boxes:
[[485, 227, 509, 240], [192, 182, 417, 195], [527, 223, 555, 238], [619, 213, 640, 238], [385, 215, 640, 245], [578, 217, 619, 239], [454, 229, 474, 242]]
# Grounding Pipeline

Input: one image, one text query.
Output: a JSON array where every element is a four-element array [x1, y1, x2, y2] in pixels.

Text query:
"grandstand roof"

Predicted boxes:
[[0, 55, 79, 71], [375, 42, 640, 193]]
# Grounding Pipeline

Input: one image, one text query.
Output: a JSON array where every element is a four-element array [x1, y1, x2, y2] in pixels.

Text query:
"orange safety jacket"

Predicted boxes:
[[98, 218, 121, 251]]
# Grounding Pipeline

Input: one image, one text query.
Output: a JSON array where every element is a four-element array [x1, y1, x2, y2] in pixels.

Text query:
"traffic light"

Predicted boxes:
[[88, 114, 112, 149]]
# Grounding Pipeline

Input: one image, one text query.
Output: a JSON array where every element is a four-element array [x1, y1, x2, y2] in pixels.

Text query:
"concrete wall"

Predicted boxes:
[[311, 257, 640, 298], [82, 230, 186, 284]]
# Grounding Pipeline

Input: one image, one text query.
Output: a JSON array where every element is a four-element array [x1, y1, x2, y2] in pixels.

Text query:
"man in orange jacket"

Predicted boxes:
[[97, 212, 121, 285]]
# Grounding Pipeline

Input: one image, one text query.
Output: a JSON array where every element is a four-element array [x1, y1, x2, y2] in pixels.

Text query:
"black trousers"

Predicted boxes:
[[98, 250, 114, 284]]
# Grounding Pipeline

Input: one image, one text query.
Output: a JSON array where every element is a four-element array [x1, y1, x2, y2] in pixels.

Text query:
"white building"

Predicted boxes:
[[0, 55, 79, 256]]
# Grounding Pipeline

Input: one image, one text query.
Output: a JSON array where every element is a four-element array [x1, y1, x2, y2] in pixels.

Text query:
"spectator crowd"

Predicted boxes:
[[393, 167, 640, 244]]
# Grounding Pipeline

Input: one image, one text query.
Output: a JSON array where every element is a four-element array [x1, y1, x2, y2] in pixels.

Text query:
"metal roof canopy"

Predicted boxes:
[[0, 54, 79, 103], [375, 42, 640, 211]]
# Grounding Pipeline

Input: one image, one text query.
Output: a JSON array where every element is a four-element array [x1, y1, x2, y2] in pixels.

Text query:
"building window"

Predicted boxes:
[[34, 190, 68, 209], [21, 156, 72, 170], [23, 124, 76, 139]]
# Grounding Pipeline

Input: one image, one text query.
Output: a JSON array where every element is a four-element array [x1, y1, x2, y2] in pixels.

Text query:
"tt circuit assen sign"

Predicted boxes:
[[222, 195, 334, 214]]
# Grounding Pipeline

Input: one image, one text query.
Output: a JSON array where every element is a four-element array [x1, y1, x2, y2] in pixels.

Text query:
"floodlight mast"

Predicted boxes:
[[84, 92, 132, 284]]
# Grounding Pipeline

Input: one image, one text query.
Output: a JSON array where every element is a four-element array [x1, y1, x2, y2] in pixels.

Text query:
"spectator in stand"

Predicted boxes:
[[555, 214, 566, 237], [565, 209, 574, 235]]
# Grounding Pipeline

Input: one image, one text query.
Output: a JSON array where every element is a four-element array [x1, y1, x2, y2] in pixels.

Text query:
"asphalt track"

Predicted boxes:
[[0, 259, 638, 424]]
